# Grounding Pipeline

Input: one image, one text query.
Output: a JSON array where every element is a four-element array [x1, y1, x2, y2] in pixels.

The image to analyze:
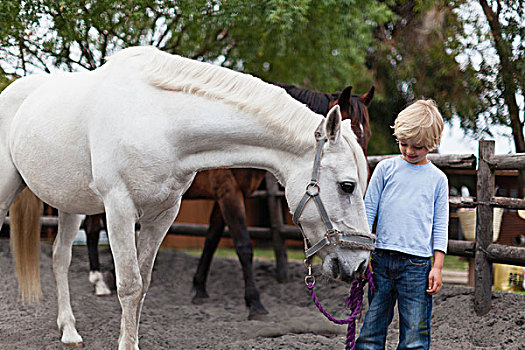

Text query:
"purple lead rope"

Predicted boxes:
[[307, 268, 375, 350]]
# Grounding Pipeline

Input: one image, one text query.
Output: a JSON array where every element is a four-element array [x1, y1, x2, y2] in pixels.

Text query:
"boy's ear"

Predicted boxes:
[[325, 105, 342, 143]]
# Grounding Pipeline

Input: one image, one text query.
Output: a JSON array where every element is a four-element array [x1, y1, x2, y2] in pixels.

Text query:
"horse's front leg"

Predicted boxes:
[[104, 195, 142, 350], [53, 211, 84, 347], [134, 202, 181, 342]]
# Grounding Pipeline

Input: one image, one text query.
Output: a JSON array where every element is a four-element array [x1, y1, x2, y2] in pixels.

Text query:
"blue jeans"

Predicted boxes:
[[356, 249, 432, 350]]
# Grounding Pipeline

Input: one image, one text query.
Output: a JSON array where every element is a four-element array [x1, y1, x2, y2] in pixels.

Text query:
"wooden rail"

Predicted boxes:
[[367, 154, 477, 170]]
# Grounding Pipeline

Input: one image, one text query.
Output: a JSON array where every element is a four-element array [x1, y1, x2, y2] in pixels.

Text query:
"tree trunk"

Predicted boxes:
[[479, 0, 525, 195]]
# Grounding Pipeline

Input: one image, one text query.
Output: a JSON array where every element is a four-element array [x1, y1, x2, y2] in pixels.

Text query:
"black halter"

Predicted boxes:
[[292, 126, 375, 259]]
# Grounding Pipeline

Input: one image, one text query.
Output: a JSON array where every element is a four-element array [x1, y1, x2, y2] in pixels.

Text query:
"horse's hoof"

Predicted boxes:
[[248, 306, 269, 321], [64, 342, 84, 348], [94, 280, 112, 296], [248, 311, 270, 321], [276, 276, 288, 284], [275, 271, 288, 284], [95, 286, 111, 296], [191, 296, 209, 305], [192, 289, 209, 304]]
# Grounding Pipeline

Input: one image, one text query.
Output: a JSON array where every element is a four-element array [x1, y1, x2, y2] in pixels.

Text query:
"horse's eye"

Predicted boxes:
[[339, 181, 356, 194]]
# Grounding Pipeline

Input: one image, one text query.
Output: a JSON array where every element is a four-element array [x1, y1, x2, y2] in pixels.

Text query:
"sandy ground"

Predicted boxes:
[[0, 240, 524, 350]]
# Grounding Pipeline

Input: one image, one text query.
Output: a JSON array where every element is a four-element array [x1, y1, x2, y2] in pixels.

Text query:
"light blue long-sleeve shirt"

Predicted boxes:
[[365, 156, 449, 257]]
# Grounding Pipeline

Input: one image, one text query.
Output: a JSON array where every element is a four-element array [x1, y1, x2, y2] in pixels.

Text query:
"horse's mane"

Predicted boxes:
[[275, 83, 338, 116], [105, 47, 321, 148]]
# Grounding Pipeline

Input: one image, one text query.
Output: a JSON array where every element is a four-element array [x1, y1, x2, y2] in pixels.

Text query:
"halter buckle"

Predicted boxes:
[[326, 230, 340, 246]]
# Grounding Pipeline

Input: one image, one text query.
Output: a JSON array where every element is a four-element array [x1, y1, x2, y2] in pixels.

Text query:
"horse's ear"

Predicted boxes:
[[325, 105, 342, 143], [362, 86, 375, 106], [337, 86, 352, 113]]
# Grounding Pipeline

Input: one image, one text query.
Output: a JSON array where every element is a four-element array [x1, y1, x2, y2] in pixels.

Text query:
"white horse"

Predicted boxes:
[[0, 46, 374, 349]]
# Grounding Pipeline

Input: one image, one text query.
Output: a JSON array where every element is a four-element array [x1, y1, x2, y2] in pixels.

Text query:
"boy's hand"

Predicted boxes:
[[426, 267, 442, 295]]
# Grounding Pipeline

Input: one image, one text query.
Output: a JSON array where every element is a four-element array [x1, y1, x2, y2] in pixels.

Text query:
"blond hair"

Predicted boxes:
[[393, 99, 443, 151]]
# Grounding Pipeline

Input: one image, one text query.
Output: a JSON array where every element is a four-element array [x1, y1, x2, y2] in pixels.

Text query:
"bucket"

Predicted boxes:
[[493, 264, 525, 292], [456, 207, 503, 242]]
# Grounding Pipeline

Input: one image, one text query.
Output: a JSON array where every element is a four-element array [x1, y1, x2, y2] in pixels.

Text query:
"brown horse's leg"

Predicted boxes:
[[85, 215, 103, 272], [192, 202, 224, 303], [265, 173, 289, 283], [85, 214, 114, 295], [216, 192, 268, 320]]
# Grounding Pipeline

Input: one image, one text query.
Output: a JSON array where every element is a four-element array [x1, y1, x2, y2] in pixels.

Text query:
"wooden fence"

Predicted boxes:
[[4, 140, 525, 315]]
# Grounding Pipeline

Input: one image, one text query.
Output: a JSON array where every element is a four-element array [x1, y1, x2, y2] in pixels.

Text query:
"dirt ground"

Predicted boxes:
[[1, 239, 524, 350]]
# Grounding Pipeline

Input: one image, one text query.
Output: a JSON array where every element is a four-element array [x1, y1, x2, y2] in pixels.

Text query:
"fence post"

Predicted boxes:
[[474, 140, 495, 315], [265, 173, 288, 283]]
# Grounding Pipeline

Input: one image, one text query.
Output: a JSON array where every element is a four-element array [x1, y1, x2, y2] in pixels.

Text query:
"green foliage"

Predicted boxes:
[[227, 0, 392, 91], [366, 0, 489, 154], [0, 75, 15, 92], [0, 0, 391, 93], [451, 0, 524, 138]]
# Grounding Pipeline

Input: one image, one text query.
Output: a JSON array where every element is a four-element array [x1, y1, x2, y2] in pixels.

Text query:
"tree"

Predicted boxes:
[[365, 0, 489, 155], [453, 0, 524, 194], [0, 0, 391, 92], [4, 0, 520, 162], [364, 0, 523, 158], [475, 0, 524, 152]]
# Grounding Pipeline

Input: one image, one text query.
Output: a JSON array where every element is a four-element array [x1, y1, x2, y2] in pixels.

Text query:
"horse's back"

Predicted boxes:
[[0, 75, 50, 147]]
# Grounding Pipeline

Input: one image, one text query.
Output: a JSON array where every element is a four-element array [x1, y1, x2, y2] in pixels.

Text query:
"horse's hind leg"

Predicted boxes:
[[53, 211, 84, 347], [85, 214, 112, 296], [217, 191, 268, 320], [192, 202, 225, 303], [265, 174, 289, 283]]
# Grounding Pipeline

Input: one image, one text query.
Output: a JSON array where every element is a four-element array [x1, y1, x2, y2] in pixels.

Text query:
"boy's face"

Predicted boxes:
[[397, 139, 429, 165]]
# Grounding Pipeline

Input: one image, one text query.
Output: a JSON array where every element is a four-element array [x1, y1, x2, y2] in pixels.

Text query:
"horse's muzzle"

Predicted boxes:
[[330, 257, 368, 282]]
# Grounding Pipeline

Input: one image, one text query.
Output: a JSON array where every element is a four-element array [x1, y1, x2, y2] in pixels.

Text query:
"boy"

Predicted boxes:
[[356, 99, 448, 350]]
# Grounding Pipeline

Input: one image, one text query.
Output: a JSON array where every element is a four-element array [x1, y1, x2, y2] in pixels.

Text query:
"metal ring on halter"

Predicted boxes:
[[305, 182, 320, 196], [303, 258, 316, 285]]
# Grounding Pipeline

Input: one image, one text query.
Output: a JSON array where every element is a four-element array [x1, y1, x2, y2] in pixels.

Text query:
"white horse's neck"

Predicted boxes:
[[163, 93, 321, 186]]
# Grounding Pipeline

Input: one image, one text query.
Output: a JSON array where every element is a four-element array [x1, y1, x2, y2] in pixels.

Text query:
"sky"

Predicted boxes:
[[438, 117, 515, 156]]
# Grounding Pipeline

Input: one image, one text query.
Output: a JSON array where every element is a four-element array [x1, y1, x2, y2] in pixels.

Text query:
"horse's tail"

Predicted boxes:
[[10, 187, 44, 303]]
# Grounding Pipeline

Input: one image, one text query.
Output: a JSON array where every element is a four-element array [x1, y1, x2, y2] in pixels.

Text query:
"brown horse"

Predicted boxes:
[[84, 83, 374, 319]]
